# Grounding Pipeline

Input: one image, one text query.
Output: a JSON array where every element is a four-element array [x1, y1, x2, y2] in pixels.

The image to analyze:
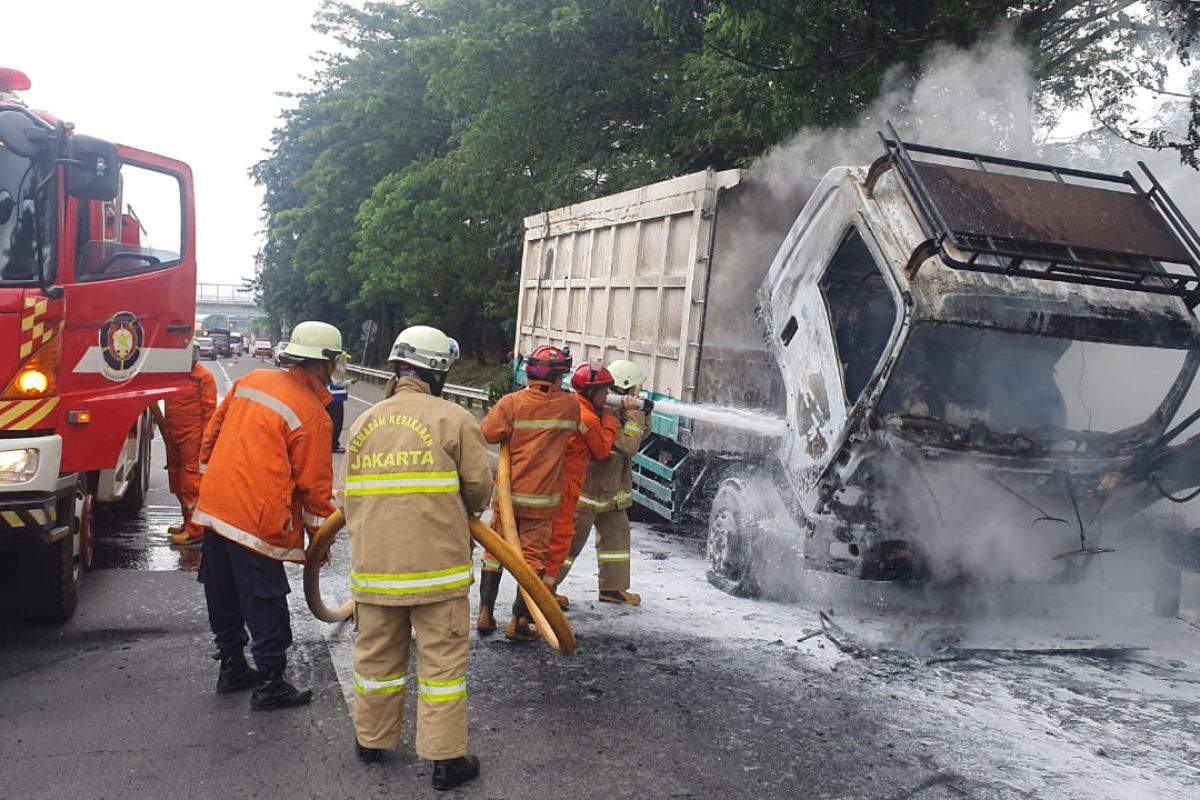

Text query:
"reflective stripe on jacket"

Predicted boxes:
[[193, 367, 336, 562], [338, 377, 493, 607], [479, 381, 579, 519], [578, 409, 645, 512]]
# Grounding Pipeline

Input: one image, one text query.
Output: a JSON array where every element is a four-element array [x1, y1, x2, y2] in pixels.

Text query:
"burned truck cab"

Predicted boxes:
[[741, 128, 1200, 589]]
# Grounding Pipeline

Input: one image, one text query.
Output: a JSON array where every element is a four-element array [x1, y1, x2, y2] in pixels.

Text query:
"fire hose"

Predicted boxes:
[[302, 442, 576, 655]]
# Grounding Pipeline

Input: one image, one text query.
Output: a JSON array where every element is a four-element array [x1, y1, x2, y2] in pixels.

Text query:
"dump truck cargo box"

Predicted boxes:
[[517, 169, 815, 408]]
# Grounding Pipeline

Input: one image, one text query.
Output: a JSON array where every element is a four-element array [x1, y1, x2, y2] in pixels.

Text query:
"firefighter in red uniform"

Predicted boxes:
[[160, 343, 218, 546], [192, 321, 341, 709], [543, 363, 636, 606], [476, 346, 578, 641]]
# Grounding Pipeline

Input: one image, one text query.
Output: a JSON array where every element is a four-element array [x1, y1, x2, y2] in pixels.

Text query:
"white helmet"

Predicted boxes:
[[608, 359, 644, 390], [389, 325, 456, 373], [281, 321, 343, 362]]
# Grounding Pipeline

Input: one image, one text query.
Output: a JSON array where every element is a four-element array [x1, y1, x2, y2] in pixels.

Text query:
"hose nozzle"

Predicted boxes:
[[605, 395, 654, 413]]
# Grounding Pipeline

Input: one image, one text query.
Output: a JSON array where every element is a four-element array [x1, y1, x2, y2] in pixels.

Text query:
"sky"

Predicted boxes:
[[2, 0, 331, 286]]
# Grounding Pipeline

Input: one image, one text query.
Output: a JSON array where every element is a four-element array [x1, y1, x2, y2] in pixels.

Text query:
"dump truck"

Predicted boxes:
[[514, 124, 1200, 593], [0, 67, 197, 620]]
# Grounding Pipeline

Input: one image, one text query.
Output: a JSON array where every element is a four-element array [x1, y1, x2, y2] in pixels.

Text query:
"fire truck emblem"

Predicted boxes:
[[98, 312, 145, 381]]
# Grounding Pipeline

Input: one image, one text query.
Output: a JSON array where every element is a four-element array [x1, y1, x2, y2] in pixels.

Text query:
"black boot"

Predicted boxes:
[[250, 664, 313, 711], [477, 569, 502, 634], [355, 737, 384, 764], [478, 568, 501, 610], [214, 648, 261, 694], [432, 755, 480, 791]]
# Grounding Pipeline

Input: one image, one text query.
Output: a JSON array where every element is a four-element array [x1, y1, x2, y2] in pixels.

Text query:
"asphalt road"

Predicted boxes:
[[2, 356, 1199, 799]]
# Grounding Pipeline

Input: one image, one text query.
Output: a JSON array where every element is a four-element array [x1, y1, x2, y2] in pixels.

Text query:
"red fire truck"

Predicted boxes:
[[0, 68, 196, 620]]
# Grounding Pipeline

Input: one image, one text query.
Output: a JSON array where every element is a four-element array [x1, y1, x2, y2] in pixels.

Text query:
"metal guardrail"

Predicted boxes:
[[347, 364, 492, 411]]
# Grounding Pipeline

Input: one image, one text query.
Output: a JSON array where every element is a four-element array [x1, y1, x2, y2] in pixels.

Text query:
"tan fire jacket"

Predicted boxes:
[[479, 381, 580, 519], [337, 377, 493, 607], [578, 409, 646, 513]]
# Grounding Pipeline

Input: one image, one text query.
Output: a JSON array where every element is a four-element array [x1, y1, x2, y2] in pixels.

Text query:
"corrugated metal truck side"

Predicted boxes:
[[516, 169, 815, 522]]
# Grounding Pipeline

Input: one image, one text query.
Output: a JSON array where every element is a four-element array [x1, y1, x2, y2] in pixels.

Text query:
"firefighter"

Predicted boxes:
[[192, 320, 341, 710], [557, 359, 647, 605], [163, 341, 217, 547], [340, 326, 492, 790], [543, 362, 633, 607], [476, 345, 578, 641]]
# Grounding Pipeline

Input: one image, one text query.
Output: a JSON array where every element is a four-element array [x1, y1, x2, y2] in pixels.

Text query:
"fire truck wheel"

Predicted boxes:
[[706, 478, 764, 599], [24, 523, 81, 623], [111, 414, 152, 521]]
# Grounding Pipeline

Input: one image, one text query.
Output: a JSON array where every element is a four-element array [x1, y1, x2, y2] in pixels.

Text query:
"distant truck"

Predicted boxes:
[[514, 125, 1200, 593], [228, 331, 243, 356], [206, 326, 231, 358], [0, 67, 197, 620]]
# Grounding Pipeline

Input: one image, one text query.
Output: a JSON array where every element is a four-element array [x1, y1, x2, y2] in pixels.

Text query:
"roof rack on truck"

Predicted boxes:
[[865, 121, 1200, 308]]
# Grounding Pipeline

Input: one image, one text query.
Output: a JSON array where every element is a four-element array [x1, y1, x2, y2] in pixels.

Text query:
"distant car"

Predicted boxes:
[[253, 339, 273, 358], [273, 341, 289, 366], [195, 337, 216, 360]]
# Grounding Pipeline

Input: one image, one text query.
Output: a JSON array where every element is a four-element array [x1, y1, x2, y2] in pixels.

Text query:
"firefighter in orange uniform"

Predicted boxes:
[[341, 326, 492, 790], [557, 359, 647, 604], [164, 342, 217, 546], [192, 321, 341, 710], [476, 345, 578, 641], [542, 363, 632, 606]]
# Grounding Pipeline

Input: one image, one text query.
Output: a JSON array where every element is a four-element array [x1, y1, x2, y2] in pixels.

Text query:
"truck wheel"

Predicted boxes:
[[25, 515, 81, 622], [111, 414, 152, 521], [706, 478, 764, 598]]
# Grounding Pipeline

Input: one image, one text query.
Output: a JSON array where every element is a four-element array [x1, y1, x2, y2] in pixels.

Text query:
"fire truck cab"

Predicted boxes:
[[0, 68, 197, 620]]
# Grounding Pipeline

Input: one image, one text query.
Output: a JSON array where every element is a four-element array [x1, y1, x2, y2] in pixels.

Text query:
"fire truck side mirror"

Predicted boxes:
[[0, 110, 53, 159], [66, 135, 121, 202]]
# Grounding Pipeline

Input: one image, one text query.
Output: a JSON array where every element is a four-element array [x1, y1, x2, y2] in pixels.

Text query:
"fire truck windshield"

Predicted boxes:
[[0, 143, 55, 285]]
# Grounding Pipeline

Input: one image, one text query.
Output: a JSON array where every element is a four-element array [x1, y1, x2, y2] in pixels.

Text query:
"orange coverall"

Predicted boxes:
[[162, 361, 217, 537], [544, 393, 618, 582], [478, 380, 579, 577]]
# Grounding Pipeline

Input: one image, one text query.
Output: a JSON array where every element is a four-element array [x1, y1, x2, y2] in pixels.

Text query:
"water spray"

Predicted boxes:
[[606, 394, 787, 439]]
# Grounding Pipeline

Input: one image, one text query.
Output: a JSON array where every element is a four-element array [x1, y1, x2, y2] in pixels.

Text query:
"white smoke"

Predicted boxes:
[[756, 31, 1040, 189]]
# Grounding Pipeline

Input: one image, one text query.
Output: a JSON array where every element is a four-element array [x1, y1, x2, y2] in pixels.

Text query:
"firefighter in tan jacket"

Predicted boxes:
[[338, 326, 492, 792], [557, 360, 647, 604]]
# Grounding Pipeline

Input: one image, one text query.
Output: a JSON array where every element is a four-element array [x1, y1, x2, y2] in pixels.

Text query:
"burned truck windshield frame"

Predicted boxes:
[[0, 144, 56, 285], [877, 323, 1193, 448]]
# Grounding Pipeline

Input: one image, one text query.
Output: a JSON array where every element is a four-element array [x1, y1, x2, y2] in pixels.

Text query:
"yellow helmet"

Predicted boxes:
[[389, 325, 456, 373], [607, 359, 644, 391], [281, 321, 343, 362]]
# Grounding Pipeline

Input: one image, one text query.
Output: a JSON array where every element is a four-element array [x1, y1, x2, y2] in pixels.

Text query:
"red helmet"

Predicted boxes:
[[526, 345, 573, 381], [571, 362, 614, 394]]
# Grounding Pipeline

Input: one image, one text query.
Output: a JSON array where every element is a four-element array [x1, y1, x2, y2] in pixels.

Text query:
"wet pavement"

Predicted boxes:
[[3, 356, 1200, 799]]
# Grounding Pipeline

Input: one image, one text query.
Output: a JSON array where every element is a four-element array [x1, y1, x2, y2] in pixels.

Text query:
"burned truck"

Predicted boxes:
[[515, 126, 1200, 591]]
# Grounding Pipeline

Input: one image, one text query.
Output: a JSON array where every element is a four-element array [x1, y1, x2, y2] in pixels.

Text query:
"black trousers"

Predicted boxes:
[[327, 401, 345, 449], [198, 530, 292, 669]]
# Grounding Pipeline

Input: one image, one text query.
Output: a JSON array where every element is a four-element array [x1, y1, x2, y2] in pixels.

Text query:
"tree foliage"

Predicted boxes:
[[252, 0, 1198, 363]]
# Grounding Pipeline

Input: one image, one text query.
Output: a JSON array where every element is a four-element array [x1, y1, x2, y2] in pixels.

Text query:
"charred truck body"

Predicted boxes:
[[515, 126, 1200, 592]]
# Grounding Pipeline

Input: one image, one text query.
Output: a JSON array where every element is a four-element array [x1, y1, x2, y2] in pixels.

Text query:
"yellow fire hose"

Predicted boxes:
[[302, 442, 576, 655], [304, 510, 355, 623], [492, 442, 576, 654]]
